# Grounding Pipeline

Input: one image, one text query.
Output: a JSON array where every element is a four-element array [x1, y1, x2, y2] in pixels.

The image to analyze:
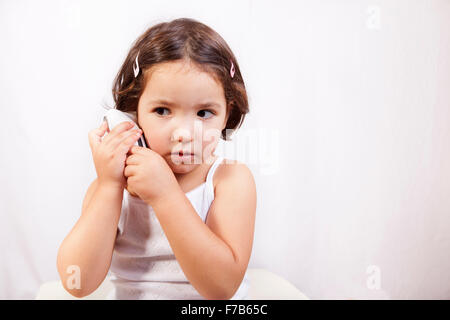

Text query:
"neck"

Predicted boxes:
[[173, 154, 218, 183]]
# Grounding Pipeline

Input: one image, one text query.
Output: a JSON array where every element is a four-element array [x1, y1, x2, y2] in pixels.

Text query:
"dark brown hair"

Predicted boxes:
[[111, 18, 249, 141]]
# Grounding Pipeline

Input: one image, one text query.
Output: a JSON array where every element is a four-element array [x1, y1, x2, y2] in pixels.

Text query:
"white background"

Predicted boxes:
[[1, 0, 449, 299]]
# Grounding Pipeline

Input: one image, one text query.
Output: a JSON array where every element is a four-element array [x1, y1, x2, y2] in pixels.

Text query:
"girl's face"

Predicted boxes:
[[137, 60, 228, 175]]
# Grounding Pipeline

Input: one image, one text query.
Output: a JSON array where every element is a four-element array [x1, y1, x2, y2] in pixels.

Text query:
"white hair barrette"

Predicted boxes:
[[133, 52, 140, 78], [230, 59, 235, 78]]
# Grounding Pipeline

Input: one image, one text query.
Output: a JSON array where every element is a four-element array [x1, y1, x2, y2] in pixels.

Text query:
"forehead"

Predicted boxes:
[[141, 60, 225, 104]]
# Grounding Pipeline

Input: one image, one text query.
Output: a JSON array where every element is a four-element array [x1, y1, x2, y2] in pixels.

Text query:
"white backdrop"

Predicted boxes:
[[1, 0, 449, 299]]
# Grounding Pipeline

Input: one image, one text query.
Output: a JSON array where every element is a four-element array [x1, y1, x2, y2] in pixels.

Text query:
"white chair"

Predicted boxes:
[[35, 268, 309, 300]]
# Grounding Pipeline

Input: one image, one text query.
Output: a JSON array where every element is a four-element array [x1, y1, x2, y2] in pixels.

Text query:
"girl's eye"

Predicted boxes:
[[153, 107, 214, 119], [197, 110, 215, 119], [154, 107, 170, 116]]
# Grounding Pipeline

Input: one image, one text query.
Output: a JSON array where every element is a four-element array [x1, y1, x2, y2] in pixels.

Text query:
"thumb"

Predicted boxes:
[[99, 119, 108, 134], [88, 120, 108, 151]]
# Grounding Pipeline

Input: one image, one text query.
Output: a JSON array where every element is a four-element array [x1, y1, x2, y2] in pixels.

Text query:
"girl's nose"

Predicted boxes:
[[171, 119, 202, 143], [171, 129, 193, 143]]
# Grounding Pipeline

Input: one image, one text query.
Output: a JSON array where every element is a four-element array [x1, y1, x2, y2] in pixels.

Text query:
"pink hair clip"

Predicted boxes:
[[230, 60, 235, 78]]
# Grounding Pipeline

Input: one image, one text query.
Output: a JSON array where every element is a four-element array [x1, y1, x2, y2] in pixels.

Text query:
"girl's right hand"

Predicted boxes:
[[88, 120, 143, 189]]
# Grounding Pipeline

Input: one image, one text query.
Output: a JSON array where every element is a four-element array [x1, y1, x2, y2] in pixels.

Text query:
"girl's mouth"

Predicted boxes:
[[170, 152, 196, 160], [171, 151, 194, 156]]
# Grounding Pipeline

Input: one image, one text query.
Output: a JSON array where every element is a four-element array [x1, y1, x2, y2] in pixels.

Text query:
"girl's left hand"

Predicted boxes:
[[124, 146, 179, 205]]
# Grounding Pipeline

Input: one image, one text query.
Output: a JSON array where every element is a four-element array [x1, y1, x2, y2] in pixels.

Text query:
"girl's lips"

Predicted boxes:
[[171, 152, 195, 156], [169, 153, 197, 164], [170, 152, 196, 159]]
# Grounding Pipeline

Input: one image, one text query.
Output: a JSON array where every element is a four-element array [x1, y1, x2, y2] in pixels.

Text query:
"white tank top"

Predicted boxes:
[[107, 155, 250, 300]]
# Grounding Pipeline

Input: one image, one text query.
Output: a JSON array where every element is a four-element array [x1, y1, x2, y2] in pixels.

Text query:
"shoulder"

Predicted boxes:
[[213, 158, 256, 197]]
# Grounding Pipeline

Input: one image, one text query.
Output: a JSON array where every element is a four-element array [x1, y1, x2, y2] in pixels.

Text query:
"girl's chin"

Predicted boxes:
[[166, 157, 200, 172], [169, 163, 199, 174]]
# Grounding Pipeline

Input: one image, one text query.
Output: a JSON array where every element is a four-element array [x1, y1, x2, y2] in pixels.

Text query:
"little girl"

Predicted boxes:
[[57, 18, 256, 300]]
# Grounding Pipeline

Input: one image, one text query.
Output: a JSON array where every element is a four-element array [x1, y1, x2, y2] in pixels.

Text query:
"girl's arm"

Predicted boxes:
[[56, 180, 123, 298], [151, 161, 257, 300]]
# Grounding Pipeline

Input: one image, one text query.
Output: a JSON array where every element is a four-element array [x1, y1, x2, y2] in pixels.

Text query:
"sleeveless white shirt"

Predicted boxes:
[[107, 155, 250, 299]]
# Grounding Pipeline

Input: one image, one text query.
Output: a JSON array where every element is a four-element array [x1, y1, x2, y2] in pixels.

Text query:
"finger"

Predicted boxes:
[[124, 163, 138, 178], [125, 154, 140, 166], [103, 121, 135, 147], [104, 124, 140, 150], [97, 119, 108, 134], [115, 130, 143, 155], [108, 128, 141, 150], [103, 120, 111, 133], [130, 145, 147, 155], [96, 120, 109, 137], [111, 121, 135, 134]]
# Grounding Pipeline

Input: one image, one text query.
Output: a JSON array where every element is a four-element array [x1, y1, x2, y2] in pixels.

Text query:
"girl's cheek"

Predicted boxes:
[[142, 131, 161, 149], [201, 133, 220, 152], [203, 128, 221, 143]]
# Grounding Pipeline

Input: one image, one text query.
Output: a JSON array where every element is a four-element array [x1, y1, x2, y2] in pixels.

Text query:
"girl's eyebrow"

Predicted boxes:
[[149, 99, 222, 109]]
